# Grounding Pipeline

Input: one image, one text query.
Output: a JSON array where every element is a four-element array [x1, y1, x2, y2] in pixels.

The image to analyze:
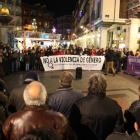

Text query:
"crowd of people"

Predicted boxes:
[[0, 70, 140, 140], [0, 41, 140, 75]]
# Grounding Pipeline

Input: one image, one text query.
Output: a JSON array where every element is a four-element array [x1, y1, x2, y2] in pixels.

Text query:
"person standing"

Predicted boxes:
[[114, 48, 121, 74], [8, 71, 40, 113], [30, 50, 36, 70], [105, 48, 115, 76], [11, 49, 18, 72], [24, 52, 30, 71], [49, 71, 83, 119], [106, 107, 140, 140], [3, 81, 77, 140], [69, 73, 125, 140]]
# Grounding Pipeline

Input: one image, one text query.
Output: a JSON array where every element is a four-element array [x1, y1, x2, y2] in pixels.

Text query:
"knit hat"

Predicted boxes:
[[25, 71, 39, 81]]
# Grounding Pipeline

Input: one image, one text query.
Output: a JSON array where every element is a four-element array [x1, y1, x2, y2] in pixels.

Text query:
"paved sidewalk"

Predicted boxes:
[[5, 70, 140, 110]]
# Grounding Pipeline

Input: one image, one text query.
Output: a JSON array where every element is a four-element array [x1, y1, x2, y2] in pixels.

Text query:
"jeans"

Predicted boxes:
[[25, 63, 30, 71], [12, 61, 18, 72], [114, 61, 119, 73]]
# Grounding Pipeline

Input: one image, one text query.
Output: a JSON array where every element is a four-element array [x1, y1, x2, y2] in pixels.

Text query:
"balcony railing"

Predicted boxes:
[[38, 16, 42, 19], [91, 10, 100, 22], [15, 2, 21, 6], [127, 0, 139, 7], [8, 22, 15, 26], [16, 12, 21, 16], [31, 14, 37, 18], [16, 22, 22, 26], [7, 0, 13, 5], [0, 0, 5, 2], [24, 13, 29, 17]]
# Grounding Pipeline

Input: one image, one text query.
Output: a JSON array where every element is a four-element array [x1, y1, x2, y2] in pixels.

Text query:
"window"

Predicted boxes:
[[45, 22, 47, 27], [16, 9, 19, 13], [24, 10, 28, 16], [39, 22, 41, 26], [39, 13, 41, 16], [31, 10, 36, 16], [24, 19, 28, 25], [8, 7, 12, 13], [0, 4, 2, 10]]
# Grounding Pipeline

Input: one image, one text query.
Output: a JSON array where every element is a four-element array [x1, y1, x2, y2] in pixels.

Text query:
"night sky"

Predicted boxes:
[[22, 0, 79, 18]]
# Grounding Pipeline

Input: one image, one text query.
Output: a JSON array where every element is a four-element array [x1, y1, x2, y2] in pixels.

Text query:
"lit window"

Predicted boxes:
[[39, 13, 41, 16], [0, 4, 2, 10], [39, 22, 41, 25]]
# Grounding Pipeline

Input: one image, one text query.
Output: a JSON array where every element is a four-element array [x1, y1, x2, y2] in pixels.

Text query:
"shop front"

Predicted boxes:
[[108, 26, 126, 49], [14, 31, 61, 50]]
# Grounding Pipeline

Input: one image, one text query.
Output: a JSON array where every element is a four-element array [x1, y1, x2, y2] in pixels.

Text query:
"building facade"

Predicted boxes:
[[0, 0, 22, 45], [53, 15, 75, 45], [74, 0, 128, 50], [21, 3, 54, 33], [126, 0, 140, 52]]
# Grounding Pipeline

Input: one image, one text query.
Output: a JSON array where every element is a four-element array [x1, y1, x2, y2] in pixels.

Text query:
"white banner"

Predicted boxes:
[[41, 55, 105, 71]]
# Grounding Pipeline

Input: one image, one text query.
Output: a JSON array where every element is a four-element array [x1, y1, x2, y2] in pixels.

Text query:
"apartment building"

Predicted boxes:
[[21, 2, 54, 33], [74, 0, 128, 50], [53, 15, 75, 42], [126, 0, 140, 52], [0, 0, 22, 44]]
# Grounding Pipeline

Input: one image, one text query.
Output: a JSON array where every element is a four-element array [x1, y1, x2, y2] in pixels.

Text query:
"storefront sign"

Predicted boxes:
[[127, 56, 140, 77], [41, 55, 105, 71]]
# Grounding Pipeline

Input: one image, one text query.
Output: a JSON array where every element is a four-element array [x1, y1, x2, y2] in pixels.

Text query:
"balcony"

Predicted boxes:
[[16, 22, 22, 26], [7, 0, 13, 5], [0, 0, 5, 2], [91, 10, 100, 23], [127, 0, 139, 7], [8, 22, 15, 26], [38, 16, 42, 19], [16, 12, 21, 16], [24, 13, 29, 17], [31, 14, 37, 18], [15, 2, 21, 6]]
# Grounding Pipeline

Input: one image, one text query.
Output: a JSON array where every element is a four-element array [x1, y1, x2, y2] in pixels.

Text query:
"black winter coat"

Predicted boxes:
[[105, 51, 114, 62], [106, 132, 140, 140], [106, 132, 130, 140], [0, 91, 8, 124], [69, 93, 125, 140]]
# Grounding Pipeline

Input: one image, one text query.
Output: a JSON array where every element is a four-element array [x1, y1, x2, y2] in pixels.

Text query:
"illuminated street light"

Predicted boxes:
[[52, 27, 56, 33], [97, 33, 101, 38], [80, 25, 84, 29]]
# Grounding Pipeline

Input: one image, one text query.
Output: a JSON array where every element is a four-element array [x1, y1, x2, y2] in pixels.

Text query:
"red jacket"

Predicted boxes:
[[90, 50, 96, 56], [57, 51, 64, 55], [52, 52, 57, 55]]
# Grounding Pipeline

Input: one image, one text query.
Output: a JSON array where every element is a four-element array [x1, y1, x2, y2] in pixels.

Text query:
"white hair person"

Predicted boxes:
[[24, 81, 47, 106]]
